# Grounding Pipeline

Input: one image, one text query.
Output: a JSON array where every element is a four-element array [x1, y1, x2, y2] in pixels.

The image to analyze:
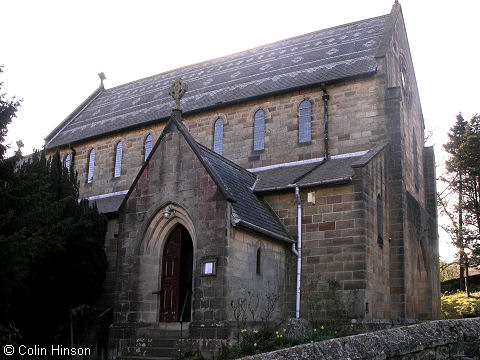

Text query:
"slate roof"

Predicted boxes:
[[197, 144, 293, 243], [45, 12, 393, 149], [90, 193, 126, 215], [252, 145, 386, 192]]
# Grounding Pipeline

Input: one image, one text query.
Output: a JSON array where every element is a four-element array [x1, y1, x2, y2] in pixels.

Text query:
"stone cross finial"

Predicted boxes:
[[169, 78, 188, 111], [98, 72, 106, 86]]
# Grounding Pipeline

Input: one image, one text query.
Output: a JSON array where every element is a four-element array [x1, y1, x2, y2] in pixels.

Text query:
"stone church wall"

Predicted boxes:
[[53, 75, 389, 200], [184, 77, 387, 170], [57, 122, 166, 199], [360, 152, 391, 319], [97, 218, 119, 309], [382, 10, 440, 321], [227, 229, 287, 323], [264, 181, 370, 320]]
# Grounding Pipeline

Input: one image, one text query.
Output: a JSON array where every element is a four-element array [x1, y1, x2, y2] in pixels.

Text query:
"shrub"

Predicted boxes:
[[441, 291, 480, 319]]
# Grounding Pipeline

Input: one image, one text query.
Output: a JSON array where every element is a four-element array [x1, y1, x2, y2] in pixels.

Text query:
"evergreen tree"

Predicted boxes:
[[440, 114, 468, 291], [0, 66, 21, 160], [0, 70, 108, 345], [439, 113, 480, 296], [461, 116, 480, 264]]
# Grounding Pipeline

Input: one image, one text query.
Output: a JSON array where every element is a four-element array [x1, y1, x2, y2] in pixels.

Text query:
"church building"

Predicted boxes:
[[45, 2, 440, 357]]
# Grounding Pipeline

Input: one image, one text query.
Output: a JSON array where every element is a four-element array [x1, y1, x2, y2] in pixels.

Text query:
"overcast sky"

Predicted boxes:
[[2, 0, 479, 261]]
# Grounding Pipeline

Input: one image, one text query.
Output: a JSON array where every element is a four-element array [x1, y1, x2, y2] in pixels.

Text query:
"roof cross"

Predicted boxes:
[[169, 78, 188, 111]]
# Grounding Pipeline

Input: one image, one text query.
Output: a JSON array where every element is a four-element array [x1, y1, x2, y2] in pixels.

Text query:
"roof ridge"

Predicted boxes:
[[104, 14, 389, 93]]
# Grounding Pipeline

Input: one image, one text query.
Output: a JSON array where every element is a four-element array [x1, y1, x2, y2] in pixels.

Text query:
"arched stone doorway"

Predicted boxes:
[[137, 203, 196, 324], [160, 224, 193, 322]]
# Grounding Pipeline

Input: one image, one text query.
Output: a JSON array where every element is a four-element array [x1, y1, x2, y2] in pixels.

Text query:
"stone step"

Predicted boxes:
[[144, 337, 180, 347], [136, 328, 189, 339], [143, 346, 179, 357], [121, 325, 190, 360]]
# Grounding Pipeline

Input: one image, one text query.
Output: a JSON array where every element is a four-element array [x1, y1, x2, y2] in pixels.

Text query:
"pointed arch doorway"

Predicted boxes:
[[160, 224, 193, 322]]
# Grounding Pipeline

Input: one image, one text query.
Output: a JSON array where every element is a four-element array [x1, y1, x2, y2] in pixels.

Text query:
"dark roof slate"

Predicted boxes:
[[90, 193, 125, 214], [197, 144, 292, 243], [46, 13, 392, 149], [252, 146, 386, 192]]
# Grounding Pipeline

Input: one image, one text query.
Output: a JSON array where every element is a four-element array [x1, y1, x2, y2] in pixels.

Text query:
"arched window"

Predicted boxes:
[[413, 132, 419, 190], [377, 195, 383, 248], [144, 134, 153, 161], [256, 248, 262, 275], [213, 118, 224, 155], [253, 109, 265, 151], [87, 149, 95, 183], [114, 141, 123, 178], [298, 100, 312, 143], [64, 153, 71, 169]]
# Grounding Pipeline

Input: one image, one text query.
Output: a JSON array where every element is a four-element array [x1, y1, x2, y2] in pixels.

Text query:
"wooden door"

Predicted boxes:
[[160, 227, 182, 322]]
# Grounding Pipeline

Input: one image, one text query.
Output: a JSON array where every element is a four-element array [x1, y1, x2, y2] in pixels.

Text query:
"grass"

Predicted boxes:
[[441, 291, 480, 319]]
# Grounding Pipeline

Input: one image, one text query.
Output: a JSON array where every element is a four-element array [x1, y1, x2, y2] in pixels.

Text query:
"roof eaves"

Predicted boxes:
[[45, 85, 104, 145], [297, 177, 353, 188], [253, 176, 353, 193], [234, 219, 294, 244], [253, 184, 296, 193]]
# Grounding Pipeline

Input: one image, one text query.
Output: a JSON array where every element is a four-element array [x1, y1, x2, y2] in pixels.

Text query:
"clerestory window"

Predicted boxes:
[[87, 149, 95, 183], [64, 153, 71, 169], [253, 109, 265, 151], [298, 100, 312, 143], [144, 134, 153, 161], [114, 141, 123, 178], [213, 118, 224, 155]]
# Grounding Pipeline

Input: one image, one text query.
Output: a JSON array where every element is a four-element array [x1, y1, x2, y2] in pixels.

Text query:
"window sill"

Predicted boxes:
[[298, 141, 312, 147]]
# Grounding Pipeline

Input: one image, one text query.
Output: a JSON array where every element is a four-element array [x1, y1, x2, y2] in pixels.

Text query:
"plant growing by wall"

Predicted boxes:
[[247, 290, 259, 321], [260, 290, 280, 328]]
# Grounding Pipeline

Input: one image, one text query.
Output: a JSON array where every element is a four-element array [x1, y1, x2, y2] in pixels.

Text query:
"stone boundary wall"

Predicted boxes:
[[241, 318, 480, 360]]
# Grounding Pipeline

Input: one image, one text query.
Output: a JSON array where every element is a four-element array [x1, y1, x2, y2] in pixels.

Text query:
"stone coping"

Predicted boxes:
[[239, 318, 480, 359]]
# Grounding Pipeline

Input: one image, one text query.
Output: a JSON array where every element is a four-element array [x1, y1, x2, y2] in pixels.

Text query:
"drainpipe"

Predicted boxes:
[[321, 83, 330, 160], [293, 186, 302, 319]]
